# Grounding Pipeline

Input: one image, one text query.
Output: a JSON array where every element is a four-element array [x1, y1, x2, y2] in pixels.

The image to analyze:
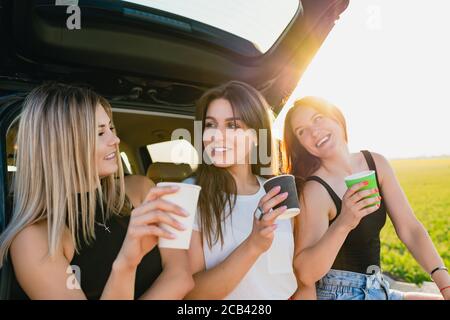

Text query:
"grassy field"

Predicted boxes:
[[380, 158, 450, 284]]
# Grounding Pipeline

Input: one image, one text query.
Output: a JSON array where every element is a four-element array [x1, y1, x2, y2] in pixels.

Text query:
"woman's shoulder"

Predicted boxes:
[[368, 151, 389, 165], [302, 177, 332, 199], [357, 150, 389, 166], [366, 151, 392, 183], [298, 170, 334, 208], [358, 150, 392, 182], [11, 220, 74, 263], [11, 220, 49, 252]]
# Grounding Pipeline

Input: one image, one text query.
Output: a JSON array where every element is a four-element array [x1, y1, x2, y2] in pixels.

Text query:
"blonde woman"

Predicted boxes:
[[0, 83, 194, 299]]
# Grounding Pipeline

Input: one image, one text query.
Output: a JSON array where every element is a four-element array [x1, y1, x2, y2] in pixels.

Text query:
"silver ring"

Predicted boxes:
[[255, 206, 265, 220]]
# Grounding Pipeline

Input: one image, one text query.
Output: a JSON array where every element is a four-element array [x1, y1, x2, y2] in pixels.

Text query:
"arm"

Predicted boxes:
[[293, 182, 348, 286], [185, 229, 262, 299], [125, 175, 194, 300], [291, 214, 317, 300], [185, 186, 289, 299], [10, 223, 137, 300], [138, 248, 194, 300], [294, 181, 380, 286], [373, 153, 450, 298], [12, 179, 186, 300]]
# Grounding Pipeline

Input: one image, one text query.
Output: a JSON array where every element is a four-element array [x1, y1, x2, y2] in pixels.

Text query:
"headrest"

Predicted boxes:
[[146, 162, 193, 183]]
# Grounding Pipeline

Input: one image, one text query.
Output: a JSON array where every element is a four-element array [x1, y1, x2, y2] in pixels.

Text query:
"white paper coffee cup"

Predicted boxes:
[[156, 182, 201, 250]]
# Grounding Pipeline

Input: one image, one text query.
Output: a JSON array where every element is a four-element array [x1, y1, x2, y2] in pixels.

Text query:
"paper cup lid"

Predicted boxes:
[[263, 174, 295, 185]]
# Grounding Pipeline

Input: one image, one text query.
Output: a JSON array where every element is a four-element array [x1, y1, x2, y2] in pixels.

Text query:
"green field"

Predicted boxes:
[[381, 158, 450, 284]]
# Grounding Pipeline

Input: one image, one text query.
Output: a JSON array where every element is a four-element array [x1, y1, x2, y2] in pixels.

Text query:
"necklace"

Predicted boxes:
[[96, 221, 111, 233]]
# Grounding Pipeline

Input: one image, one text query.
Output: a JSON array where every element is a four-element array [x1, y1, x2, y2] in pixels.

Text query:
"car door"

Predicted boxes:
[[0, 94, 24, 299]]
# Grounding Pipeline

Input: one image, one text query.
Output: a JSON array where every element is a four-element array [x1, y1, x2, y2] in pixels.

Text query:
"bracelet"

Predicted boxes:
[[430, 266, 448, 277], [440, 285, 450, 293]]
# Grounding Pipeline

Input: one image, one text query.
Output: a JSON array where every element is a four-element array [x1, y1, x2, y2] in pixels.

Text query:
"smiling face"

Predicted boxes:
[[203, 98, 256, 168], [290, 106, 346, 158], [96, 104, 120, 178]]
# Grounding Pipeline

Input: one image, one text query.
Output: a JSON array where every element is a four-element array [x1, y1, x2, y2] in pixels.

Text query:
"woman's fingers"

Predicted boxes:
[[344, 181, 370, 200], [143, 185, 180, 202], [349, 188, 379, 204], [261, 192, 288, 213], [132, 210, 186, 231], [133, 199, 188, 218], [130, 225, 176, 240], [258, 186, 282, 208], [356, 196, 381, 210], [261, 206, 287, 223]]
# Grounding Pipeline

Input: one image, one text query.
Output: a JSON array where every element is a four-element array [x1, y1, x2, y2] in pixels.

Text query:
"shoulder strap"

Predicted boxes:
[[361, 150, 376, 171], [361, 150, 383, 191], [306, 176, 342, 218]]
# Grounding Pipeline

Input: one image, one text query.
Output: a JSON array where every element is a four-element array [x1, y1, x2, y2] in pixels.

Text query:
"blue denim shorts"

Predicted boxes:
[[316, 269, 404, 300]]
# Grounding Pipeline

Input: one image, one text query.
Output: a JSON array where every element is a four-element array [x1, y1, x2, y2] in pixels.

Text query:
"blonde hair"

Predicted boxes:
[[0, 83, 125, 267]]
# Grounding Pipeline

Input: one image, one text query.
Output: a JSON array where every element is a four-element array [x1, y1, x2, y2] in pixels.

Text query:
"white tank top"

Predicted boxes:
[[189, 176, 297, 300]]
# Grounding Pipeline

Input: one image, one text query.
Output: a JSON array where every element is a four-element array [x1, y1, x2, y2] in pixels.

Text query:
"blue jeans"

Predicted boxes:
[[316, 269, 404, 300]]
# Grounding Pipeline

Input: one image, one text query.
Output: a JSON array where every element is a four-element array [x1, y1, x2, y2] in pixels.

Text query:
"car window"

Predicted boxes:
[[147, 139, 198, 171], [123, 0, 300, 53]]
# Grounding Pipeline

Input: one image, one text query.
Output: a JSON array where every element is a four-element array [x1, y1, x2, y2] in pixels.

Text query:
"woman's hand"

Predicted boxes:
[[337, 181, 381, 231], [115, 185, 188, 270], [247, 186, 288, 254]]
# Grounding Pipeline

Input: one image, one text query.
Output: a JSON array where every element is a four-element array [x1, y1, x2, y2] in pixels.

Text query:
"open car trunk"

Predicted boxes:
[[0, 0, 349, 113]]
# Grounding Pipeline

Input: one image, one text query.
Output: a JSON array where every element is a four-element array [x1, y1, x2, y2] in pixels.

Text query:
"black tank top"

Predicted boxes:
[[306, 150, 387, 274], [10, 201, 162, 300]]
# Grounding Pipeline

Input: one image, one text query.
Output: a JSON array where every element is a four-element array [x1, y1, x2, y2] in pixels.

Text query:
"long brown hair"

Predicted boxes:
[[196, 81, 279, 248], [282, 96, 348, 193], [0, 83, 125, 267]]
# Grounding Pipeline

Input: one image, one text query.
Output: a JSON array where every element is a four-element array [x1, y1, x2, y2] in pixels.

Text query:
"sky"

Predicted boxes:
[[125, 0, 450, 160], [274, 0, 450, 159]]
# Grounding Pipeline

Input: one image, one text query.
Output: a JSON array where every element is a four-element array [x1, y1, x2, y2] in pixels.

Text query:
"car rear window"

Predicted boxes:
[[123, 0, 300, 53], [147, 139, 199, 171]]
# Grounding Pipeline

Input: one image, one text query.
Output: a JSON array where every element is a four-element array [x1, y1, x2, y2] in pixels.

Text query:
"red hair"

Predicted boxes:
[[281, 96, 348, 192]]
